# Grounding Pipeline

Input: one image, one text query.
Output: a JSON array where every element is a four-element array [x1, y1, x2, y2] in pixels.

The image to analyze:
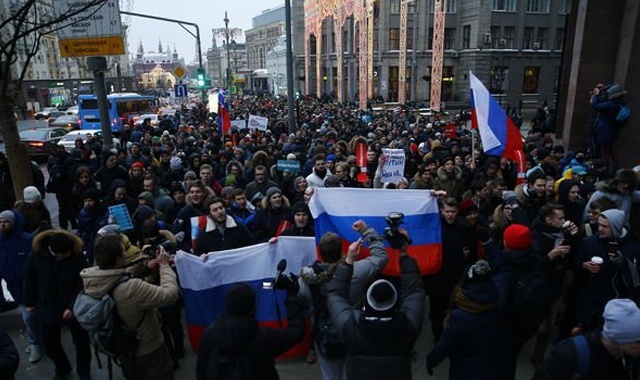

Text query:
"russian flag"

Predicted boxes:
[[174, 237, 316, 355], [217, 92, 231, 135], [469, 71, 523, 161], [308, 188, 442, 276]]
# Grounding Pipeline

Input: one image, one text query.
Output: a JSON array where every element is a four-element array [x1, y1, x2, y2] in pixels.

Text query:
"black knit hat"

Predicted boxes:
[[48, 232, 75, 255], [82, 188, 101, 202], [133, 205, 155, 226], [225, 283, 256, 317], [291, 201, 310, 215]]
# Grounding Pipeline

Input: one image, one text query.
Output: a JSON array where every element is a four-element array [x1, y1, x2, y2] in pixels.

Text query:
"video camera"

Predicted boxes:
[[381, 212, 412, 249], [144, 235, 177, 257]]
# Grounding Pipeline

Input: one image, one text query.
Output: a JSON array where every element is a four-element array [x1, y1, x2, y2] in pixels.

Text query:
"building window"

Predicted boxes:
[[444, 28, 456, 50], [555, 28, 565, 50], [408, 1, 416, 13], [523, 66, 540, 93], [445, 0, 457, 13], [389, 28, 400, 50], [526, 0, 550, 13], [389, 66, 399, 102], [504, 27, 515, 49], [428, 28, 433, 50], [537, 27, 548, 49], [492, 0, 516, 11], [462, 25, 471, 49], [390, 0, 400, 14], [558, 0, 571, 14], [490, 66, 509, 94], [523, 27, 534, 49], [491, 26, 501, 48], [554, 66, 561, 93]]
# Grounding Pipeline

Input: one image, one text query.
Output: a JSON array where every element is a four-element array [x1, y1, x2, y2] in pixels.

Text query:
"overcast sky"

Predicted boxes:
[[125, 0, 284, 64]]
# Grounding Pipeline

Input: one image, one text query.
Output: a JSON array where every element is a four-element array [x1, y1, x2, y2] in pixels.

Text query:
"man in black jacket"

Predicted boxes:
[[196, 282, 305, 380], [534, 298, 640, 380], [193, 197, 253, 256]]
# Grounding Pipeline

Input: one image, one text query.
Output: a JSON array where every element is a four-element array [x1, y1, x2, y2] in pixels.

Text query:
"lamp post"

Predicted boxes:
[[213, 12, 242, 91]]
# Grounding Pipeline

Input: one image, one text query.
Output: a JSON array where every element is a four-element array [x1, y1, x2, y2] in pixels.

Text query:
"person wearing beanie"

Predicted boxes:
[[583, 168, 640, 227], [13, 185, 52, 234], [0, 210, 42, 363], [490, 190, 531, 249], [280, 201, 314, 237], [534, 298, 640, 379], [574, 207, 640, 332], [77, 185, 109, 265], [426, 260, 502, 379], [326, 222, 423, 380], [24, 229, 91, 378], [197, 280, 305, 380], [249, 187, 292, 242]]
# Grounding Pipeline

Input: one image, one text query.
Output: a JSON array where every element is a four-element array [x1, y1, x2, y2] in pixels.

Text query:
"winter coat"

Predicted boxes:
[[196, 295, 305, 380], [327, 255, 425, 380], [591, 94, 625, 145], [79, 262, 179, 356], [0, 212, 31, 304], [533, 331, 637, 380], [12, 201, 51, 234], [77, 204, 109, 264], [24, 230, 87, 326], [245, 179, 279, 202], [172, 186, 215, 250], [574, 233, 640, 329], [584, 180, 640, 226], [250, 206, 292, 242], [426, 281, 502, 380], [306, 169, 327, 188], [433, 166, 467, 200], [227, 203, 256, 226], [514, 183, 549, 222], [94, 163, 130, 197], [193, 215, 253, 255]]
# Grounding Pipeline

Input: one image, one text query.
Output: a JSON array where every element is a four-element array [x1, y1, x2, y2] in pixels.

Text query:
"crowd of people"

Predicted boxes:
[[0, 87, 638, 379]]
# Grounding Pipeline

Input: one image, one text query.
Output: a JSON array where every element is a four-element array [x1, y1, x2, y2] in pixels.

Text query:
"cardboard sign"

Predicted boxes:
[[277, 160, 300, 172], [381, 148, 405, 183], [248, 114, 268, 131]]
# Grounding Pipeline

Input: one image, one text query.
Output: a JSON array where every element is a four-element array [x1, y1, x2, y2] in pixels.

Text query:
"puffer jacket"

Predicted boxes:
[[328, 255, 425, 380], [0, 212, 31, 304], [79, 262, 179, 356], [24, 230, 87, 326]]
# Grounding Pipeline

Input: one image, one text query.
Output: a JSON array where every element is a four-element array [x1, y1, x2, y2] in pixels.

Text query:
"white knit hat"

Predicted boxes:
[[23, 186, 41, 204]]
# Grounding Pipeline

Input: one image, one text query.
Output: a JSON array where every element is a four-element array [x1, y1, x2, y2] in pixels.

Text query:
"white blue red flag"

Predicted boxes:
[[217, 92, 231, 135], [469, 71, 523, 161], [308, 188, 442, 276], [175, 237, 316, 354]]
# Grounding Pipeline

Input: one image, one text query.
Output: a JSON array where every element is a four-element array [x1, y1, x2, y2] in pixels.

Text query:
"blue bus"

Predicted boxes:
[[77, 93, 157, 132]]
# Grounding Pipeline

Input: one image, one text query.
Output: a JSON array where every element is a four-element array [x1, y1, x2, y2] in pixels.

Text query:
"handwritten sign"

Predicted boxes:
[[381, 148, 405, 183], [248, 114, 268, 131]]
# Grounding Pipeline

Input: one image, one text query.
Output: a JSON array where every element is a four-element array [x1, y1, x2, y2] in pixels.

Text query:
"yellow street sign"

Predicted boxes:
[[59, 36, 124, 58], [173, 65, 187, 79]]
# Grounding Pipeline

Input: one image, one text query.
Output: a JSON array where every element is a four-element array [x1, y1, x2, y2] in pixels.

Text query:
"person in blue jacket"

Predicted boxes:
[[0, 210, 42, 363], [590, 83, 628, 175], [426, 260, 503, 380]]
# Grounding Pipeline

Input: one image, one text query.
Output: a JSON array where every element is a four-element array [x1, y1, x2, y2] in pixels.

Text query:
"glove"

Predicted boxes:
[[502, 190, 518, 207], [274, 273, 300, 295]]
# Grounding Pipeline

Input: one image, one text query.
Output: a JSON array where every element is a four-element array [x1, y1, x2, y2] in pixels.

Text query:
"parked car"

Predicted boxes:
[[66, 105, 79, 115], [133, 113, 160, 128], [34, 107, 59, 120], [19, 127, 68, 160], [57, 129, 121, 152], [46, 111, 67, 123], [48, 114, 81, 131]]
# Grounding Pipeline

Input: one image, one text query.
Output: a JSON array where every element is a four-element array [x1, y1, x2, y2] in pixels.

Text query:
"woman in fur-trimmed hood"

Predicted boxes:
[[433, 157, 467, 200]]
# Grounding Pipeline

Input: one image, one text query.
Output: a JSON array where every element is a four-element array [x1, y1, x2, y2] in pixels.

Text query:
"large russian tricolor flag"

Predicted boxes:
[[217, 92, 231, 135], [308, 188, 442, 276], [469, 71, 523, 161], [175, 236, 317, 354]]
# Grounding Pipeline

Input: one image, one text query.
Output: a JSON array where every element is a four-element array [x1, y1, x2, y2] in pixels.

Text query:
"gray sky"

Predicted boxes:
[[125, 0, 284, 64]]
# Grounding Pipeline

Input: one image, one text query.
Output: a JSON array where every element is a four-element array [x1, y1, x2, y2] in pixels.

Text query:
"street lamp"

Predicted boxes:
[[213, 12, 242, 91]]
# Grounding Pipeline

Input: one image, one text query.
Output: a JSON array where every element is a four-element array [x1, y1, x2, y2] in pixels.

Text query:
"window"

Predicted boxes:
[[491, 26, 501, 48], [445, 0, 457, 13], [523, 27, 534, 49], [389, 28, 400, 50], [408, 1, 416, 13], [428, 28, 433, 50], [504, 27, 515, 48], [537, 27, 548, 49], [406, 32, 413, 50], [490, 66, 509, 94], [558, 0, 571, 14], [522, 66, 540, 93], [390, 0, 400, 14], [492, 0, 516, 11], [555, 28, 565, 50], [526, 0, 550, 12], [462, 25, 471, 49], [444, 28, 456, 50], [554, 67, 561, 93]]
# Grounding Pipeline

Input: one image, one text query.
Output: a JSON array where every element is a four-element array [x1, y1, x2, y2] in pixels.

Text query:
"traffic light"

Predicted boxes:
[[196, 68, 205, 88]]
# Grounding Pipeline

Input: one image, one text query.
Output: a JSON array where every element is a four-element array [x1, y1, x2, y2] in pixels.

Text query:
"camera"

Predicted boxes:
[[145, 235, 177, 257], [383, 212, 412, 249]]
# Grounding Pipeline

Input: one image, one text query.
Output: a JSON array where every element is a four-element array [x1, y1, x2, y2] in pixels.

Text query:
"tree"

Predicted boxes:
[[0, 0, 109, 201]]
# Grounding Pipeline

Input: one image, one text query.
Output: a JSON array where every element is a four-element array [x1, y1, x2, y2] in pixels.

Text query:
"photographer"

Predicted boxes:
[[326, 227, 425, 380], [196, 280, 304, 380]]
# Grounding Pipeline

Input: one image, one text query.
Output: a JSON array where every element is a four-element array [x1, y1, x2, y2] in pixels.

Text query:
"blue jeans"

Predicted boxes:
[[20, 305, 41, 346], [316, 343, 345, 380]]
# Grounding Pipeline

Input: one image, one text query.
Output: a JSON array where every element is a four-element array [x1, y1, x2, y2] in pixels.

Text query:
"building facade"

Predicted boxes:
[[131, 41, 185, 94], [266, 36, 289, 96], [246, 6, 286, 71], [304, 0, 569, 109]]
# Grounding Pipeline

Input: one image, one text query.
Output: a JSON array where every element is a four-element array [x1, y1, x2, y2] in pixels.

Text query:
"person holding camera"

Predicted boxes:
[[574, 209, 640, 332], [326, 226, 424, 380], [196, 279, 305, 380]]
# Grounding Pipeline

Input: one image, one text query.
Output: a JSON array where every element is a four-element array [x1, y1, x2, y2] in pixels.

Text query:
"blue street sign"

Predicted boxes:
[[174, 84, 188, 98]]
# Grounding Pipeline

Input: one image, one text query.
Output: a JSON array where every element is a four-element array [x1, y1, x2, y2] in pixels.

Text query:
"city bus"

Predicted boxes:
[[77, 93, 157, 132]]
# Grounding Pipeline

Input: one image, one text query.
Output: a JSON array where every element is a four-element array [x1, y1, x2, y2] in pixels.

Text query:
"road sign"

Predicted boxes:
[[173, 65, 187, 79], [54, 0, 124, 57], [59, 36, 124, 57], [174, 84, 188, 98]]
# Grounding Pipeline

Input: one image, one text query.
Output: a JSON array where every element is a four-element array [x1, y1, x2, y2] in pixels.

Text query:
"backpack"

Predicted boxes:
[[509, 269, 554, 338], [309, 281, 345, 359], [73, 274, 139, 362]]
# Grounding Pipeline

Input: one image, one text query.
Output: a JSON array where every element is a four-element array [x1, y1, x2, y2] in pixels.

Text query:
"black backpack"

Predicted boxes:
[[509, 268, 554, 337]]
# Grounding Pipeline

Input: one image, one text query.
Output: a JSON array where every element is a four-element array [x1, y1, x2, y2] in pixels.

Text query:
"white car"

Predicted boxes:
[[66, 105, 79, 115], [133, 114, 160, 127], [57, 129, 121, 152], [35, 107, 59, 120]]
